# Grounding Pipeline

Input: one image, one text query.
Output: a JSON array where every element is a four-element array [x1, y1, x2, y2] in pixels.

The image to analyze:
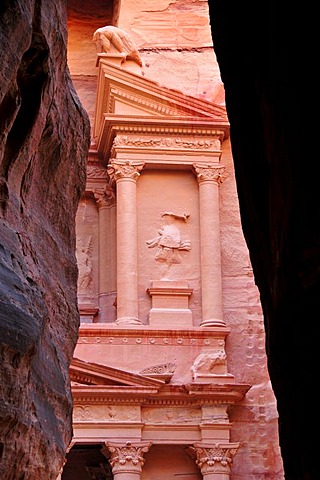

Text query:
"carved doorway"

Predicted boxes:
[[62, 444, 113, 480]]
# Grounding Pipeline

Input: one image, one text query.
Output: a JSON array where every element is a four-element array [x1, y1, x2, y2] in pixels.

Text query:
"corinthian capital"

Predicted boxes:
[[105, 441, 152, 475], [94, 184, 116, 208], [107, 159, 145, 181], [194, 164, 227, 185], [189, 442, 239, 475]]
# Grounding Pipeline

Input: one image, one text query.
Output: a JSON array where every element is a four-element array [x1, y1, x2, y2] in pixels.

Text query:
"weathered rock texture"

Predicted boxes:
[[208, 1, 315, 479], [0, 2, 90, 479]]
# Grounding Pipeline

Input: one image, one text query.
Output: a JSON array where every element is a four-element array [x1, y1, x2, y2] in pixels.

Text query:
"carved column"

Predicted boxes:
[[194, 164, 226, 327], [105, 441, 151, 480], [94, 184, 117, 322], [107, 160, 144, 324], [191, 443, 239, 480]]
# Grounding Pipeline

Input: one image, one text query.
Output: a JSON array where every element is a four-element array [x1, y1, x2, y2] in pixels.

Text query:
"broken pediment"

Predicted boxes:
[[70, 357, 165, 387]]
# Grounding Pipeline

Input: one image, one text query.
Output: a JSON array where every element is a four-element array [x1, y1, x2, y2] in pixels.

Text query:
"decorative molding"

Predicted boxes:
[[139, 363, 176, 382], [113, 134, 221, 150], [71, 381, 250, 406], [86, 166, 109, 179], [110, 86, 183, 117], [70, 357, 164, 387], [78, 325, 230, 343]]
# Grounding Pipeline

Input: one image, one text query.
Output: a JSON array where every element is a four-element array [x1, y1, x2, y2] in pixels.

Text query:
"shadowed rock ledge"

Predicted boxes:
[[0, 2, 90, 479]]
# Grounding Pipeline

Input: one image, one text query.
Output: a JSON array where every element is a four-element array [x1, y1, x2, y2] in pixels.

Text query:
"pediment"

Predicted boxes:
[[70, 357, 165, 388], [93, 56, 229, 144]]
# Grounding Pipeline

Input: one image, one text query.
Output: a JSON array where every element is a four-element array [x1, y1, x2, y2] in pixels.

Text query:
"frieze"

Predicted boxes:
[[142, 407, 201, 424], [113, 135, 221, 150], [86, 166, 109, 179], [73, 404, 140, 422]]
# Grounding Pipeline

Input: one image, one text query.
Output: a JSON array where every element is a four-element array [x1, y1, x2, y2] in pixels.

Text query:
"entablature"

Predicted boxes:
[[97, 115, 228, 169]]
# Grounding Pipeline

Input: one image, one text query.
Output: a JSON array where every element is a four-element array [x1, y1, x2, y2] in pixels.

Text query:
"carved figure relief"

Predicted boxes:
[[73, 405, 139, 422], [142, 407, 201, 424], [146, 212, 191, 266], [76, 235, 94, 294], [191, 350, 227, 376], [92, 25, 143, 67]]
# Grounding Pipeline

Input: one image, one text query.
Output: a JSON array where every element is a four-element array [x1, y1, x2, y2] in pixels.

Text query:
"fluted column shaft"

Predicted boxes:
[[107, 160, 144, 324], [194, 164, 226, 327], [94, 184, 116, 322]]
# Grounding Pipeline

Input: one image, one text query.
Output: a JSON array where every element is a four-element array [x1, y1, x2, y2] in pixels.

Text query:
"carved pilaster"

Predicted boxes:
[[105, 441, 151, 476], [194, 164, 227, 186], [190, 443, 239, 477], [94, 183, 117, 322]]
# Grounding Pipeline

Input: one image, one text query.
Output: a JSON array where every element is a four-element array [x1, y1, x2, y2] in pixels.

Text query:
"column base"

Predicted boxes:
[[200, 318, 226, 327], [115, 316, 142, 326]]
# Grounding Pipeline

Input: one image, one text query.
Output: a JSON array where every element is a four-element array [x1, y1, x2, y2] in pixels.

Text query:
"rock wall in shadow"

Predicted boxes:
[[0, 1, 90, 478], [208, 1, 316, 479]]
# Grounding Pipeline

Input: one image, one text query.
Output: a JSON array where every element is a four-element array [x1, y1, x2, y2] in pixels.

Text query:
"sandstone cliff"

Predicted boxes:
[[0, 2, 90, 479]]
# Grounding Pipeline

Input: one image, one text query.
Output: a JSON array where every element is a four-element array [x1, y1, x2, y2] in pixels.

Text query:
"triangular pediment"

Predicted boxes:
[[93, 56, 229, 143], [70, 357, 165, 388]]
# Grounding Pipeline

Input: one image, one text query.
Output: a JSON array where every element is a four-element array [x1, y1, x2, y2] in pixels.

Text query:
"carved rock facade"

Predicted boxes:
[[63, 2, 284, 480], [62, 0, 283, 480]]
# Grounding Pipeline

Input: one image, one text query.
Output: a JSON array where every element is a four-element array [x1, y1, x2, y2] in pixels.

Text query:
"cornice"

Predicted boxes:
[[72, 385, 158, 404], [71, 382, 250, 406], [78, 324, 231, 347], [70, 357, 165, 387]]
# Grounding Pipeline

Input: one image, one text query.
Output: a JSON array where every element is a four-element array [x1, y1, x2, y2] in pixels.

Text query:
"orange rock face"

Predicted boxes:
[[0, 2, 90, 479]]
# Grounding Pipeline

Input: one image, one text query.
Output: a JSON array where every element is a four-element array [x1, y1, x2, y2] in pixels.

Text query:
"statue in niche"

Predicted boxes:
[[76, 235, 94, 294], [146, 212, 191, 266], [92, 25, 143, 67]]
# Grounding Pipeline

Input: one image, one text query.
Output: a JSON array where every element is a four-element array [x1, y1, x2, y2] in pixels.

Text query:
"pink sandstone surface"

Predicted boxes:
[[64, 1, 285, 479]]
